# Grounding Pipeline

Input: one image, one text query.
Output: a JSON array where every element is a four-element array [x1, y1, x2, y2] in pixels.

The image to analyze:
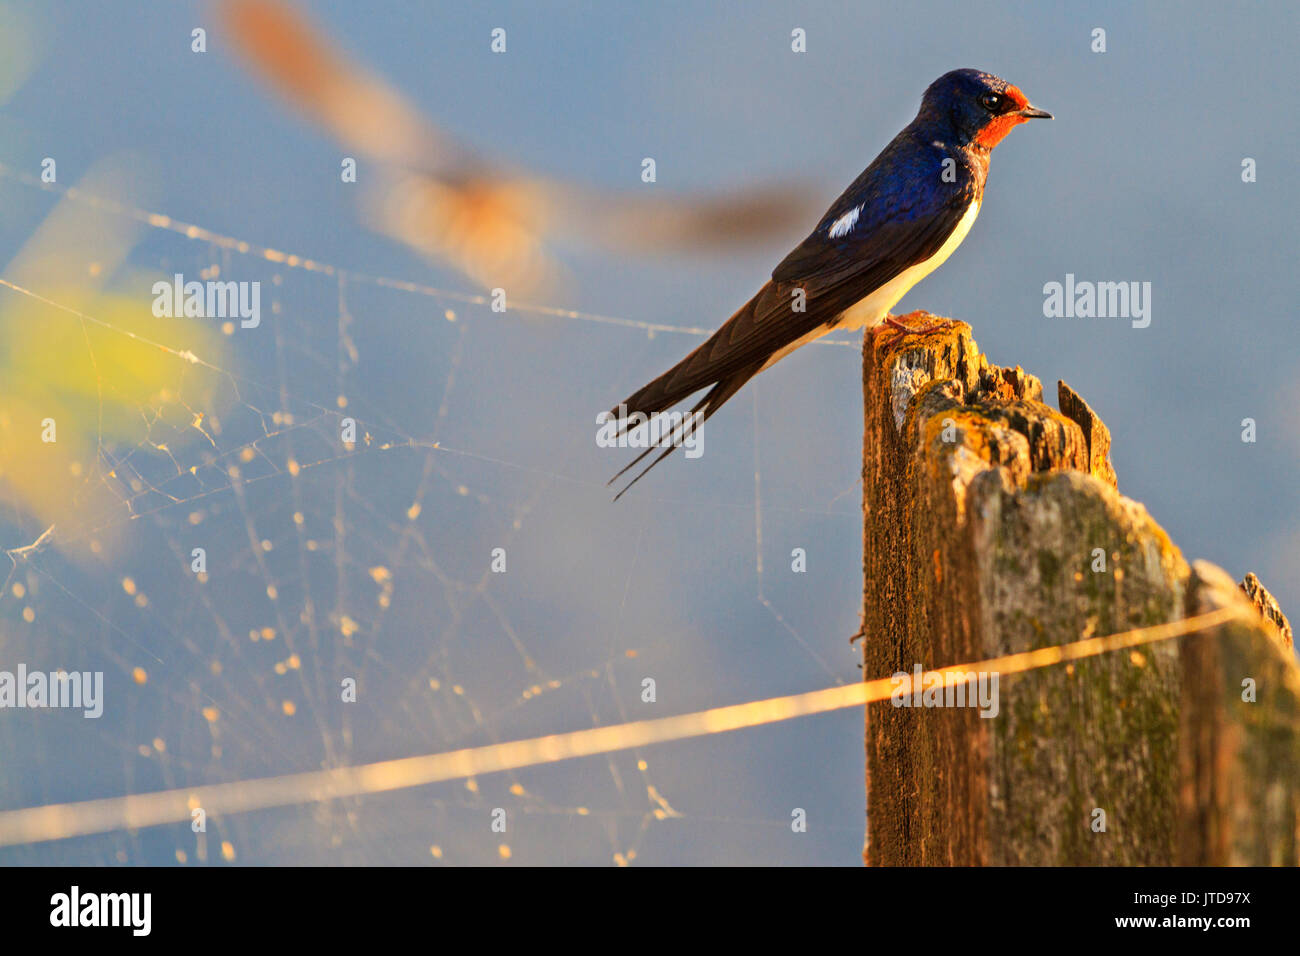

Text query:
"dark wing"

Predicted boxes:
[[614, 279, 812, 420], [609, 362, 763, 501], [770, 136, 977, 289], [614, 140, 978, 420], [607, 136, 978, 497]]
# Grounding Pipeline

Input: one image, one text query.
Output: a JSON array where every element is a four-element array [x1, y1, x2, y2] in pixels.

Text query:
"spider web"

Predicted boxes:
[[0, 167, 868, 866]]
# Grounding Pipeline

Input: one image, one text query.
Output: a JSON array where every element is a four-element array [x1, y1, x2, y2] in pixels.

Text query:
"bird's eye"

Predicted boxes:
[[980, 93, 1002, 111]]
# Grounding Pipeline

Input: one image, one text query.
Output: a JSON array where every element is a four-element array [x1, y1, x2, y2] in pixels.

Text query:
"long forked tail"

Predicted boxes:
[[608, 362, 762, 501]]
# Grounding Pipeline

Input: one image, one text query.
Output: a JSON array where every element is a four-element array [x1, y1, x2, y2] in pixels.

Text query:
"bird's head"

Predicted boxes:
[[920, 69, 1052, 149]]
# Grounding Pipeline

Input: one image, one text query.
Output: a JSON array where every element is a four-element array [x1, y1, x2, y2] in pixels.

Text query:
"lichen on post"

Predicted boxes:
[[860, 312, 1299, 866]]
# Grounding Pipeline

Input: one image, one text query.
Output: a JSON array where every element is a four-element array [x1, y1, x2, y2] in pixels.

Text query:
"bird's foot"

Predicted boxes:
[[884, 311, 952, 335]]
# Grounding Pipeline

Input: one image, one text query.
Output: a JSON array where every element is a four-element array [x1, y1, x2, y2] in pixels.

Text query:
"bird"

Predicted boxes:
[[217, 0, 817, 298], [607, 68, 1051, 500]]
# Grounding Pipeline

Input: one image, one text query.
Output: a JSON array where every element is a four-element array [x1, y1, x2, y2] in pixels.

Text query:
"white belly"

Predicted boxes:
[[836, 200, 981, 331], [757, 200, 980, 372]]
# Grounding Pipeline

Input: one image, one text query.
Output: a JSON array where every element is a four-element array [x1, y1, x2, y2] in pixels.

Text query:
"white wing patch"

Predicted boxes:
[[827, 204, 862, 239]]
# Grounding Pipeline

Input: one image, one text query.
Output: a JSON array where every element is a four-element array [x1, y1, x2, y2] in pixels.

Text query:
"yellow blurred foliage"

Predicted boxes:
[[0, 157, 229, 554]]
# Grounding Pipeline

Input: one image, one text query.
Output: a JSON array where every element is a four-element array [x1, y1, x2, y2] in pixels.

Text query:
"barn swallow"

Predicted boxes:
[[608, 68, 1051, 499]]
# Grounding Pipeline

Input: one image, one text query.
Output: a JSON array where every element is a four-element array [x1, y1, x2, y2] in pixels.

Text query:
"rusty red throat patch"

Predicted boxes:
[[975, 84, 1031, 148]]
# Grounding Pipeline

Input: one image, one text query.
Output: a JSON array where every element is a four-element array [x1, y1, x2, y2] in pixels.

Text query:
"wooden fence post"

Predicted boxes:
[[860, 314, 1298, 865]]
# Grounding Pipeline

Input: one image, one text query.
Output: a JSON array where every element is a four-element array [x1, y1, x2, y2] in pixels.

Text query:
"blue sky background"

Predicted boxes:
[[0, 0, 1295, 865]]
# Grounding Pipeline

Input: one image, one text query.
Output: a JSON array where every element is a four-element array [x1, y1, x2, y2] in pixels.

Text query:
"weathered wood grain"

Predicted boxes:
[[860, 313, 1299, 865]]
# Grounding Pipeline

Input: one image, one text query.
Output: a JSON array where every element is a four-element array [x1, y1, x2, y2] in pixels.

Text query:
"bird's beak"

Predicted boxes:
[[1017, 106, 1053, 119]]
